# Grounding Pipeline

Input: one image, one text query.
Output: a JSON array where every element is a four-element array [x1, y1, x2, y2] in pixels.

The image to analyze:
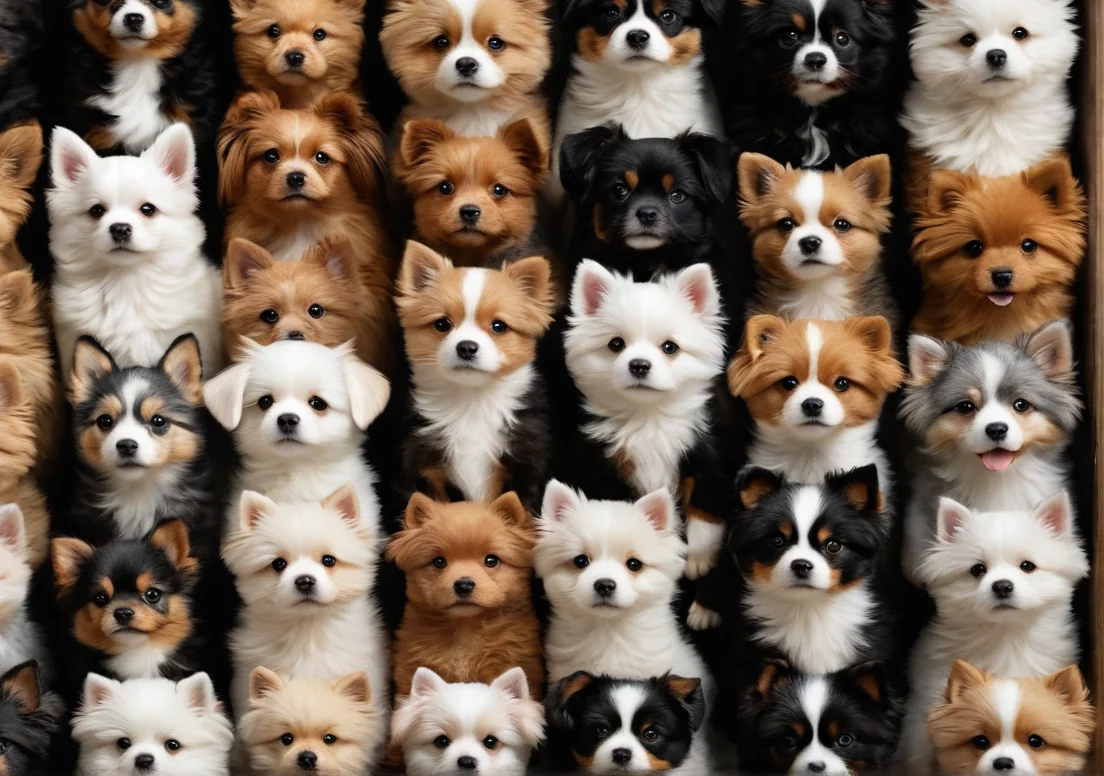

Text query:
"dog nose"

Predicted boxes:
[[454, 577, 476, 597], [286, 330, 304, 341], [801, 397, 824, 417], [285, 50, 305, 68], [807, 763, 826, 774], [628, 359, 651, 378], [636, 207, 658, 225], [115, 439, 138, 457], [457, 756, 478, 770], [986, 49, 1007, 69], [985, 422, 1009, 441], [992, 757, 1015, 772], [109, 223, 132, 242], [992, 579, 1014, 599], [594, 578, 617, 597], [295, 575, 316, 593], [123, 13, 145, 32], [459, 204, 481, 223], [277, 413, 300, 431], [804, 51, 828, 70], [991, 268, 1013, 289], [626, 29, 650, 49], [790, 559, 813, 579], [297, 750, 318, 770], [612, 748, 633, 765], [134, 754, 155, 771], [286, 172, 306, 190], [113, 607, 134, 624], [798, 235, 822, 256], [456, 340, 479, 361], [455, 57, 479, 76]]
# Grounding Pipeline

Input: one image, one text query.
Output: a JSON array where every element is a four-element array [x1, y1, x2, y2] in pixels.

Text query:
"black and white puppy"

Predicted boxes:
[[714, 0, 901, 168]]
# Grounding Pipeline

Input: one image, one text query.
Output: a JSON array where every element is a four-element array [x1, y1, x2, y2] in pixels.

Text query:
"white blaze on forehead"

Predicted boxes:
[[990, 680, 1022, 743], [804, 322, 824, 383], [794, 171, 826, 226], [979, 352, 1007, 404], [800, 676, 829, 725], [790, 486, 824, 547], [612, 683, 648, 729], [461, 268, 488, 323], [449, 0, 481, 38]]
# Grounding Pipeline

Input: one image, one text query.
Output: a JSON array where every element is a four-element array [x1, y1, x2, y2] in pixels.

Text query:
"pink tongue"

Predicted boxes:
[[981, 450, 1015, 471], [988, 293, 1014, 307]]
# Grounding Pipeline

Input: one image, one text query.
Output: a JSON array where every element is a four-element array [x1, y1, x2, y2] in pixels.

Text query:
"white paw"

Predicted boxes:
[[687, 601, 722, 631], [684, 518, 725, 580], [684, 547, 719, 580]]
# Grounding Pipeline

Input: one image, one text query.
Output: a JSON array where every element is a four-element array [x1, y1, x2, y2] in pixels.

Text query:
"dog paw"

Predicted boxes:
[[687, 601, 721, 631], [684, 547, 719, 580]]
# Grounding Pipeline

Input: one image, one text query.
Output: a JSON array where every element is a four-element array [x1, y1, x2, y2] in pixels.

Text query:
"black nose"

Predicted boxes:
[[993, 757, 1015, 772], [109, 223, 132, 242], [986, 49, 1007, 69], [123, 13, 145, 32], [286, 330, 304, 341], [459, 204, 481, 223], [297, 750, 318, 770], [985, 422, 1009, 441], [285, 50, 305, 68], [295, 575, 316, 593], [115, 439, 138, 457], [113, 607, 134, 624], [457, 756, 478, 770], [134, 754, 155, 771], [456, 340, 479, 361], [804, 51, 828, 70], [798, 235, 822, 256], [286, 172, 306, 190], [628, 359, 651, 378], [991, 269, 1014, 289], [992, 579, 1014, 599], [612, 748, 632, 765], [626, 29, 650, 49], [636, 207, 658, 225], [455, 57, 479, 76], [277, 413, 300, 432], [790, 559, 813, 579], [807, 763, 826, 774], [594, 578, 617, 597], [454, 577, 476, 597], [801, 397, 824, 418]]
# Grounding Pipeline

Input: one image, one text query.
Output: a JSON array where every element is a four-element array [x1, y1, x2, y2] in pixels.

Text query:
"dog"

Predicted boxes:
[[910, 156, 1085, 345], [927, 660, 1095, 776], [391, 666, 545, 776], [545, 672, 705, 773], [737, 153, 897, 328], [0, 506, 50, 682], [396, 242, 554, 510], [0, 661, 63, 776], [899, 320, 1081, 583], [230, 0, 365, 109], [0, 369, 49, 570], [0, 0, 45, 128], [71, 672, 233, 776], [900, 493, 1089, 770], [239, 667, 384, 776], [222, 486, 389, 738], [0, 123, 43, 273], [48, 122, 222, 380], [63, 0, 218, 154], [714, 0, 900, 169], [387, 493, 543, 699]]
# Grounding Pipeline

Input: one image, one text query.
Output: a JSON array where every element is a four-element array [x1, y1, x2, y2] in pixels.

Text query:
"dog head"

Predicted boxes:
[[0, 122, 42, 253], [0, 506, 30, 630], [0, 661, 63, 776], [71, 0, 202, 59]]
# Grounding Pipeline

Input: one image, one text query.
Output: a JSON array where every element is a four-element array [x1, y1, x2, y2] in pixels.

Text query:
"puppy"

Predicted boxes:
[[902, 0, 1079, 180], [900, 494, 1088, 770], [0, 661, 64, 776], [240, 667, 384, 776], [0, 506, 50, 681], [0, 123, 43, 272], [387, 494, 542, 698], [395, 119, 550, 270], [714, 0, 900, 168], [64, 0, 218, 154], [71, 672, 233, 776], [910, 156, 1086, 345], [545, 672, 704, 774], [928, 661, 1095, 776], [0, 1, 45, 128], [0, 369, 49, 569], [48, 123, 222, 379], [202, 339, 390, 536], [222, 486, 389, 734], [381, 0, 551, 140], [391, 667, 545, 776], [899, 321, 1081, 583], [396, 242, 554, 509], [230, 0, 365, 109], [737, 153, 897, 328]]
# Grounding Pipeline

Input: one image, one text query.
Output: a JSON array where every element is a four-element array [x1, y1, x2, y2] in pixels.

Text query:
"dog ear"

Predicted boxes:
[[843, 154, 892, 205], [0, 121, 43, 193], [1043, 665, 1090, 706], [238, 490, 278, 532], [935, 497, 972, 544], [500, 118, 549, 185], [679, 132, 733, 208], [1032, 491, 1072, 538], [202, 361, 252, 430], [322, 484, 361, 528], [303, 236, 359, 290], [697, 0, 725, 25], [52, 537, 95, 595], [541, 479, 581, 524], [143, 124, 195, 187], [493, 667, 544, 746], [399, 241, 452, 297], [50, 126, 100, 187], [753, 659, 793, 699], [70, 336, 116, 407], [844, 316, 904, 393], [1, 661, 40, 713], [926, 168, 973, 217], [396, 119, 454, 182], [223, 238, 276, 290], [178, 672, 218, 713], [249, 666, 285, 701], [663, 676, 705, 731], [343, 355, 390, 430], [403, 493, 437, 530], [635, 489, 675, 533], [1021, 320, 1074, 382], [906, 334, 953, 386], [738, 153, 787, 206], [82, 673, 120, 709], [845, 662, 889, 707], [545, 671, 593, 730], [735, 466, 784, 510], [727, 315, 785, 397], [0, 505, 26, 558], [490, 491, 530, 529], [1023, 154, 1083, 213], [0, 361, 24, 413], [504, 256, 554, 312], [570, 259, 617, 319], [315, 93, 386, 198], [148, 519, 196, 573], [491, 666, 531, 702], [335, 671, 371, 705], [825, 464, 882, 514], [559, 123, 620, 203], [945, 659, 988, 703], [217, 90, 281, 206], [411, 667, 448, 698], [672, 263, 720, 317], [159, 334, 204, 403]]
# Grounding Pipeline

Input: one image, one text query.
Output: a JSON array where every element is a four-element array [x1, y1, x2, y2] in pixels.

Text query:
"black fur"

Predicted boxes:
[[0, 0, 47, 128], [0, 661, 64, 776], [561, 0, 724, 43]]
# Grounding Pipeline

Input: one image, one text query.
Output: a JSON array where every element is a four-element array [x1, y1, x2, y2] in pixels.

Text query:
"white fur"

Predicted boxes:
[[789, 678, 851, 776], [776, 173, 852, 318], [105, 643, 173, 680], [48, 124, 222, 381], [970, 681, 1039, 776], [0, 506, 50, 684], [89, 57, 172, 155], [434, 0, 506, 102], [902, 0, 1078, 176]]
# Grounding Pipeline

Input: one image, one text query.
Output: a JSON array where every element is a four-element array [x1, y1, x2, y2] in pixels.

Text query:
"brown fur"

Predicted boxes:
[[911, 155, 1086, 345], [73, 0, 199, 61], [0, 362, 47, 569], [386, 493, 543, 700], [230, 0, 365, 109], [0, 123, 42, 273]]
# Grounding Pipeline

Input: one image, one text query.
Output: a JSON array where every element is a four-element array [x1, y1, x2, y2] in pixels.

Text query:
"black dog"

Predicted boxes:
[[0, 0, 48, 128], [0, 661, 64, 776]]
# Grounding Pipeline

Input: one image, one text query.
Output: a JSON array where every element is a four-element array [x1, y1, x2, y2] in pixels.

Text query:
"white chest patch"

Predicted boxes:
[[89, 57, 170, 154], [106, 643, 171, 679]]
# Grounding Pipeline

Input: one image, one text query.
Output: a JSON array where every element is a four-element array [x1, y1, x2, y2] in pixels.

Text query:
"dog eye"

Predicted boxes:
[[260, 309, 280, 324], [1012, 27, 1030, 41], [267, 24, 281, 39], [280, 733, 294, 746], [1020, 560, 1037, 573], [0, 740, 9, 754], [492, 184, 509, 198], [438, 181, 455, 195], [612, 182, 629, 199], [491, 320, 508, 334], [263, 149, 280, 164], [970, 563, 987, 578], [487, 36, 505, 51], [117, 738, 131, 751], [433, 35, 450, 49], [432, 556, 448, 569], [780, 376, 799, 391], [573, 555, 590, 569], [642, 726, 659, 742], [626, 557, 642, 571], [777, 218, 796, 232], [93, 592, 109, 607], [659, 9, 676, 23], [836, 734, 854, 748], [1021, 238, 1037, 254], [955, 400, 976, 415], [778, 28, 799, 47], [779, 735, 798, 751], [257, 395, 274, 411], [321, 554, 337, 567], [308, 304, 325, 319], [594, 725, 610, 739], [964, 240, 985, 258], [972, 735, 990, 751], [669, 190, 686, 204], [314, 28, 327, 41], [661, 341, 679, 355], [770, 533, 786, 548], [825, 539, 842, 555], [96, 414, 115, 431], [1028, 734, 1045, 749], [89, 204, 106, 219], [149, 415, 168, 430], [164, 739, 180, 752], [272, 558, 287, 572], [314, 152, 331, 165], [833, 218, 851, 232], [140, 203, 157, 217], [602, 6, 620, 21], [835, 30, 851, 47], [484, 554, 500, 568], [1012, 398, 1031, 413], [143, 588, 162, 604], [960, 33, 978, 47], [434, 735, 450, 749], [434, 318, 453, 332], [608, 337, 626, 352], [309, 397, 328, 412], [834, 377, 850, 392], [482, 735, 500, 749], [323, 734, 337, 745]]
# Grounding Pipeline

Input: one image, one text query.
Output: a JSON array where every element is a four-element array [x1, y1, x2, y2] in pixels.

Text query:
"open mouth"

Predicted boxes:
[[987, 293, 1015, 307], [979, 449, 1016, 472]]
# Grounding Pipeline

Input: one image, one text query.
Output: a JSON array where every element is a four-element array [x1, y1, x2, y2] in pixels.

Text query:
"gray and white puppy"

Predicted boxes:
[[899, 320, 1081, 583]]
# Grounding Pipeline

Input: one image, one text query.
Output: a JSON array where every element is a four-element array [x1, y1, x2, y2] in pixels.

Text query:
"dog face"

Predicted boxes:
[[387, 494, 534, 618], [563, 0, 720, 70], [231, 0, 364, 96], [241, 668, 381, 776], [0, 661, 62, 776], [738, 154, 892, 284], [729, 316, 903, 439], [72, 0, 201, 59], [397, 242, 553, 387], [928, 661, 1095, 776], [560, 125, 732, 251], [0, 506, 30, 630], [72, 673, 233, 776], [392, 667, 545, 776], [381, 0, 550, 106], [397, 119, 547, 253], [223, 485, 377, 615], [910, 0, 1078, 99], [0, 123, 42, 251], [901, 321, 1081, 473], [536, 481, 685, 617]]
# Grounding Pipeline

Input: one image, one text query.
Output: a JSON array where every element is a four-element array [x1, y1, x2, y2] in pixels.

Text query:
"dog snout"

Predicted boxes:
[[801, 397, 824, 418], [798, 235, 822, 256], [594, 578, 617, 597], [990, 268, 1013, 289], [455, 57, 479, 76], [992, 757, 1015, 772], [115, 439, 139, 458], [454, 577, 476, 597], [458, 756, 478, 770], [628, 359, 651, 378], [123, 13, 145, 32], [456, 340, 479, 361], [109, 223, 132, 243], [134, 753, 155, 771], [285, 50, 306, 69], [790, 559, 813, 579], [459, 204, 481, 224], [286, 172, 307, 190], [295, 575, 316, 593], [612, 748, 633, 765], [804, 51, 827, 71], [113, 607, 135, 624], [277, 413, 300, 432], [297, 750, 318, 770], [626, 29, 650, 50], [636, 206, 658, 225], [992, 579, 1014, 600], [985, 422, 1009, 441], [807, 762, 827, 773], [986, 49, 1007, 70]]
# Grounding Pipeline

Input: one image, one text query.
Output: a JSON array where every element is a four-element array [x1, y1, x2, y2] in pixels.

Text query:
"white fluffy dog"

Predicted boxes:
[[0, 505, 50, 683]]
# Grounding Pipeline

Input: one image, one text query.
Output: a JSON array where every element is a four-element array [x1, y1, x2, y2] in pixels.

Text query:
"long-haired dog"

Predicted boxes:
[[0, 123, 43, 273], [72, 672, 233, 776], [900, 493, 1088, 769], [899, 321, 1081, 584], [0, 506, 51, 682], [910, 155, 1086, 345], [0, 368, 49, 570], [48, 123, 222, 379], [392, 667, 545, 776], [0, 0, 46, 128], [396, 242, 554, 510], [230, 0, 365, 109], [63, 0, 218, 154], [737, 153, 897, 328], [0, 661, 63, 776], [387, 493, 543, 699], [240, 667, 385, 776], [928, 660, 1095, 776]]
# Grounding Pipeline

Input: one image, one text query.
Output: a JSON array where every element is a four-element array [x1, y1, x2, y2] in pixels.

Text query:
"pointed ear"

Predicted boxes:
[[503, 256, 554, 310], [50, 126, 99, 186], [635, 489, 675, 533], [678, 132, 733, 207], [845, 316, 903, 392], [322, 484, 360, 528], [82, 673, 120, 709], [672, 263, 720, 318], [491, 666, 531, 702], [842, 154, 892, 204], [397, 119, 454, 175], [727, 315, 785, 397], [825, 464, 882, 513], [148, 519, 194, 573], [0, 362, 22, 412], [303, 236, 359, 289], [738, 152, 787, 206], [936, 498, 972, 543], [178, 672, 217, 712], [499, 118, 549, 182], [223, 238, 275, 290], [202, 361, 251, 430], [143, 123, 195, 186], [0, 505, 26, 557], [403, 493, 437, 529], [664, 676, 705, 732], [845, 662, 888, 707], [908, 334, 952, 385], [1022, 320, 1074, 382], [1023, 155, 1081, 211], [1032, 491, 1072, 538], [238, 490, 278, 532], [541, 480, 581, 524], [736, 467, 784, 511], [490, 491, 530, 530], [546, 671, 593, 729], [159, 334, 203, 403], [343, 356, 390, 430], [559, 124, 619, 202], [70, 336, 115, 406], [927, 168, 973, 216], [398, 240, 452, 296], [945, 659, 988, 703], [410, 667, 448, 698], [249, 666, 285, 701], [1, 661, 40, 713], [1043, 665, 1089, 706], [0, 122, 44, 191], [52, 537, 95, 594], [570, 260, 617, 318], [334, 672, 371, 705], [754, 659, 792, 699]]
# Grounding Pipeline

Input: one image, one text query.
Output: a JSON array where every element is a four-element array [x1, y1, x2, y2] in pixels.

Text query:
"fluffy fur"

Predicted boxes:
[[0, 661, 63, 776], [0, 123, 43, 273], [71, 672, 233, 776], [48, 123, 222, 380], [239, 667, 384, 776], [927, 661, 1095, 776], [0, 507, 51, 683], [230, 0, 365, 109], [396, 242, 554, 509], [899, 321, 1081, 583], [0, 365, 49, 569], [391, 666, 545, 776], [901, 494, 1089, 770], [0, 0, 45, 128]]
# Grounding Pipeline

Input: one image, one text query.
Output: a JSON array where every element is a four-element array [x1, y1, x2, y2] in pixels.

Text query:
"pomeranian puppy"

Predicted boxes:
[[0, 506, 50, 681], [240, 667, 385, 776], [396, 242, 554, 509], [387, 494, 543, 698], [900, 321, 1081, 583], [392, 666, 545, 776], [222, 486, 389, 730], [203, 340, 390, 533], [380, 0, 551, 141], [902, 0, 1079, 180], [900, 493, 1088, 770], [48, 123, 222, 379], [395, 118, 550, 269], [0, 661, 64, 776], [928, 661, 1095, 776], [231, 0, 365, 109], [911, 156, 1085, 345], [0, 1, 45, 128], [71, 672, 233, 776], [0, 123, 43, 273], [737, 153, 897, 328], [0, 367, 49, 569]]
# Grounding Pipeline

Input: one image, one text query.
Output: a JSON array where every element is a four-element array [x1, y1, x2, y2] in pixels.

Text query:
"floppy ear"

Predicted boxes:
[[397, 119, 455, 180], [825, 464, 883, 513], [926, 168, 973, 217], [738, 152, 787, 206], [545, 671, 593, 730], [500, 118, 549, 183], [936, 497, 972, 543], [315, 93, 385, 197], [1022, 155, 1082, 212], [217, 90, 281, 205], [503, 256, 554, 311], [50, 126, 99, 187], [223, 238, 276, 290], [343, 356, 390, 430], [70, 336, 116, 406], [82, 673, 120, 709], [398, 240, 452, 297], [1022, 320, 1074, 382], [845, 662, 889, 707], [735, 466, 784, 511], [238, 490, 279, 532], [303, 236, 359, 289], [334, 672, 371, 705], [0, 122, 44, 193], [410, 667, 448, 699], [753, 659, 793, 699], [1032, 491, 1072, 538], [559, 123, 620, 203], [672, 263, 720, 317], [570, 260, 617, 318], [0, 362, 23, 413], [490, 491, 530, 530], [907, 334, 952, 386], [143, 124, 195, 187], [842, 154, 892, 205], [177, 672, 218, 713], [945, 659, 988, 703], [52, 537, 95, 595], [403, 492, 437, 530], [541, 480, 581, 524], [0, 505, 26, 558], [202, 361, 252, 430], [727, 315, 786, 397], [679, 132, 733, 207], [249, 666, 285, 701], [148, 519, 195, 573], [0, 661, 40, 713], [635, 489, 676, 533], [159, 334, 203, 402], [664, 676, 706, 732], [321, 484, 360, 528]]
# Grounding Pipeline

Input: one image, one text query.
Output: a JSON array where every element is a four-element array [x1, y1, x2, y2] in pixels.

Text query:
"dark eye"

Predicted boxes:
[[0, 740, 9, 754], [434, 735, 450, 749], [834, 377, 850, 392], [323, 734, 337, 745], [781, 376, 799, 391], [970, 563, 987, 578], [972, 735, 990, 751], [964, 240, 984, 258], [661, 341, 679, 355], [117, 738, 131, 751], [825, 539, 842, 555], [267, 24, 280, 38], [260, 309, 279, 324], [143, 588, 162, 604], [779, 28, 800, 47], [165, 739, 180, 752], [1012, 399, 1031, 413], [837, 734, 854, 748], [434, 318, 453, 332], [1020, 560, 1036, 573], [834, 218, 851, 232], [1028, 734, 1045, 749], [140, 203, 157, 217], [308, 303, 325, 319], [483, 735, 499, 749], [608, 337, 625, 352], [960, 33, 977, 47], [642, 727, 659, 742], [1012, 27, 1029, 41], [955, 401, 976, 415], [491, 320, 508, 334], [835, 31, 850, 46], [779, 735, 799, 751], [309, 396, 328, 412], [1021, 239, 1037, 254], [573, 555, 590, 569], [602, 6, 620, 21], [96, 414, 114, 431], [594, 725, 610, 739], [626, 558, 642, 571], [272, 558, 287, 572], [432, 556, 448, 569], [660, 9, 677, 23], [612, 182, 629, 199], [89, 204, 106, 218], [149, 415, 167, 430], [492, 183, 509, 198], [487, 36, 505, 51], [314, 152, 330, 165], [433, 35, 450, 49], [263, 149, 280, 164], [314, 28, 327, 41], [321, 554, 336, 568], [93, 592, 109, 607], [770, 534, 786, 548], [257, 395, 274, 411], [778, 218, 796, 232], [438, 181, 455, 195], [485, 554, 500, 568], [280, 733, 293, 746], [670, 190, 686, 204]]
